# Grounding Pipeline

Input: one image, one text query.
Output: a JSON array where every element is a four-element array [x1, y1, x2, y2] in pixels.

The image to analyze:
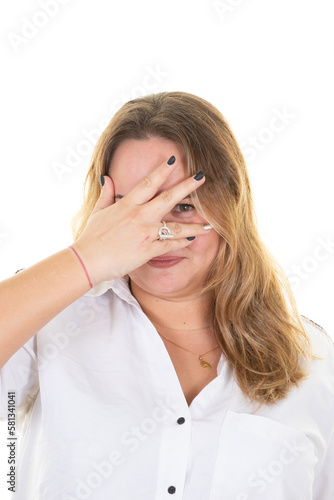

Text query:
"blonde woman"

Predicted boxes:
[[0, 92, 333, 499]]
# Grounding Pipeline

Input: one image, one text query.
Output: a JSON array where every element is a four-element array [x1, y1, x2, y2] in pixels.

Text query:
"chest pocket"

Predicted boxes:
[[208, 410, 318, 500]]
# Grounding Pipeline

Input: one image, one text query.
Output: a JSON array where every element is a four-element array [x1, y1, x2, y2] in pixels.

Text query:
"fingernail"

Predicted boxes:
[[167, 155, 176, 165], [194, 171, 205, 181], [202, 224, 212, 230], [186, 236, 196, 241], [100, 174, 105, 187]]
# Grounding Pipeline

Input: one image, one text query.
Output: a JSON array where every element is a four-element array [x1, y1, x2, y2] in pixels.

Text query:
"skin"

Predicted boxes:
[[108, 136, 221, 332], [0, 137, 222, 392]]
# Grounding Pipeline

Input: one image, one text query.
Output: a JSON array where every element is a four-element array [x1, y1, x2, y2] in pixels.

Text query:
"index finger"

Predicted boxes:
[[122, 155, 181, 206], [146, 170, 206, 219]]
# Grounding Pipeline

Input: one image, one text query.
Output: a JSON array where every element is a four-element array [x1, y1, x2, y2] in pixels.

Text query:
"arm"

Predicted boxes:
[[0, 156, 211, 369], [0, 247, 91, 369]]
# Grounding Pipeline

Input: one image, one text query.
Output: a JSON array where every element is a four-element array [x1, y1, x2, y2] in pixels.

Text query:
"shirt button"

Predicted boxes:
[[168, 486, 176, 494], [177, 417, 185, 425]]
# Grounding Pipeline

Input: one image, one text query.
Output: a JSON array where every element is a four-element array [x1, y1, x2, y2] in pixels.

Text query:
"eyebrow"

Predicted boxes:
[[114, 194, 193, 201]]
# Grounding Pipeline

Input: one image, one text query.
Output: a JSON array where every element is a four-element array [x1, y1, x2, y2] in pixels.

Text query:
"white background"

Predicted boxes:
[[0, 0, 333, 497]]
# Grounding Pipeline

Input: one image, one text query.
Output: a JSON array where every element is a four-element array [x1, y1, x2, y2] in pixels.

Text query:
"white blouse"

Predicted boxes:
[[0, 276, 333, 500]]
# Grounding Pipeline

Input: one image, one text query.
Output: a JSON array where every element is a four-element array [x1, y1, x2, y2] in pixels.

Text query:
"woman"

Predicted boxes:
[[0, 92, 333, 499]]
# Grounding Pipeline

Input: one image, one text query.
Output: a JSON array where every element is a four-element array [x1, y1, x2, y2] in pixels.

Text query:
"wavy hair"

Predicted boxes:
[[72, 91, 313, 406]]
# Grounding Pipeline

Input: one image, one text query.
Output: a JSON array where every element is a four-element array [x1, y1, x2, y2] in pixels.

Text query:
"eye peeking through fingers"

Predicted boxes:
[[172, 203, 195, 214]]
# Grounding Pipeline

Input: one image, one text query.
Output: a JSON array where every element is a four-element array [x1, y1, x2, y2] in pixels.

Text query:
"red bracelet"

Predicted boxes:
[[68, 246, 93, 289]]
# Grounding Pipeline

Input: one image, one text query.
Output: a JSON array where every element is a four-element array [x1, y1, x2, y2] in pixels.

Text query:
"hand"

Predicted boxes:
[[71, 157, 211, 285]]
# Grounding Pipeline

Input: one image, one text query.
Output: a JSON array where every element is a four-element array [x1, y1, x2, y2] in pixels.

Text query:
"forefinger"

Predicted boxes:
[[123, 155, 180, 206], [146, 170, 206, 219]]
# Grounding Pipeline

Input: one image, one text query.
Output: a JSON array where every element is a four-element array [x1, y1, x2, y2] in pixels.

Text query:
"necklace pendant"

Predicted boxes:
[[199, 357, 211, 369]]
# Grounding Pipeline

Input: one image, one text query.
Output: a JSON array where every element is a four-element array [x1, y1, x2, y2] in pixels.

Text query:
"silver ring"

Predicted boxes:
[[158, 221, 174, 241]]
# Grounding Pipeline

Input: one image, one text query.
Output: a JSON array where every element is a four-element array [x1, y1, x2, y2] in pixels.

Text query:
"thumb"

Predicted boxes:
[[91, 175, 115, 215]]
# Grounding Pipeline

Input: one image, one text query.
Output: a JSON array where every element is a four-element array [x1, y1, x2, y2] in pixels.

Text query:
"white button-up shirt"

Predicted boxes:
[[1, 276, 334, 499]]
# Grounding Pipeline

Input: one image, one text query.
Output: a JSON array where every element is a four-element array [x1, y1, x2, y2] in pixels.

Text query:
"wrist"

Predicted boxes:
[[68, 242, 99, 288], [68, 246, 93, 289]]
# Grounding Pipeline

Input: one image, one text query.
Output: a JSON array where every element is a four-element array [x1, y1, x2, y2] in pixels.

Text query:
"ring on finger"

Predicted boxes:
[[158, 221, 174, 241]]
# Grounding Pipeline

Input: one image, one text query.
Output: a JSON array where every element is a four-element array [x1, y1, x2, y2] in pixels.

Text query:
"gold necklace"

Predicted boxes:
[[148, 316, 212, 331], [156, 329, 221, 370]]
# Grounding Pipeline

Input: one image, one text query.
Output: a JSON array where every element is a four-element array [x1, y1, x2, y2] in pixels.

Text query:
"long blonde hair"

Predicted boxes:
[[72, 91, 313, 405]]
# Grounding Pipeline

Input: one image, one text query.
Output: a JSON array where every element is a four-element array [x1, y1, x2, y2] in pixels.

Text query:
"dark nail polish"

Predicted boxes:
[[100, 174, 105, 187], [194, 171, 205, 181], [167, 155, 176, 165], [186, 236, 196, 241]]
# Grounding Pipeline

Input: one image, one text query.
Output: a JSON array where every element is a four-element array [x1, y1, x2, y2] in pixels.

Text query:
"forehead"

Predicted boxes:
[[108, 137, 188, 196]]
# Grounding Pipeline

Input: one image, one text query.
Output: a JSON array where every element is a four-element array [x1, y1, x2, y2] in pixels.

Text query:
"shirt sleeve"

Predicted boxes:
[[313, 432, 334, 499], [309, 323, 334, 499], [0, 335, 38, 422]]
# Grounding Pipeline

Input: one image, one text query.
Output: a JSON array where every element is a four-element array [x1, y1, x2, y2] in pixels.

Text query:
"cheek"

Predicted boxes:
[[190, 231, 221, 260]]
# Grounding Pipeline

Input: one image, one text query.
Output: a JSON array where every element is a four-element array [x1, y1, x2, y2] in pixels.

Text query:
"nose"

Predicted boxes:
[[160, 211, 191, 226], [160, 210, 175, 222]]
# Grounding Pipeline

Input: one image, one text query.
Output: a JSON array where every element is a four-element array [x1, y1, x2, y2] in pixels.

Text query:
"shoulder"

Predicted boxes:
[[37, 288, 116, 340], [298, 316, 334, 404], [300, 315, 334, 358]]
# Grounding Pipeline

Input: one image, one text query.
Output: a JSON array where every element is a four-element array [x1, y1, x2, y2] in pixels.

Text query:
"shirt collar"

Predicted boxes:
[[84, 275, 140, 308], [85, 275, 227, 377]]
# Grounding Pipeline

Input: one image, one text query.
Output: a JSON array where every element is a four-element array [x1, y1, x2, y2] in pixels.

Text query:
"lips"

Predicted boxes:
[[147, 256, 185, 268], [150, 256, 183, 261]]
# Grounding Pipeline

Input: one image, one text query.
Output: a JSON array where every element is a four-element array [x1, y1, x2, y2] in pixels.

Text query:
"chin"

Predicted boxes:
[[129, 270, 195, 297]]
